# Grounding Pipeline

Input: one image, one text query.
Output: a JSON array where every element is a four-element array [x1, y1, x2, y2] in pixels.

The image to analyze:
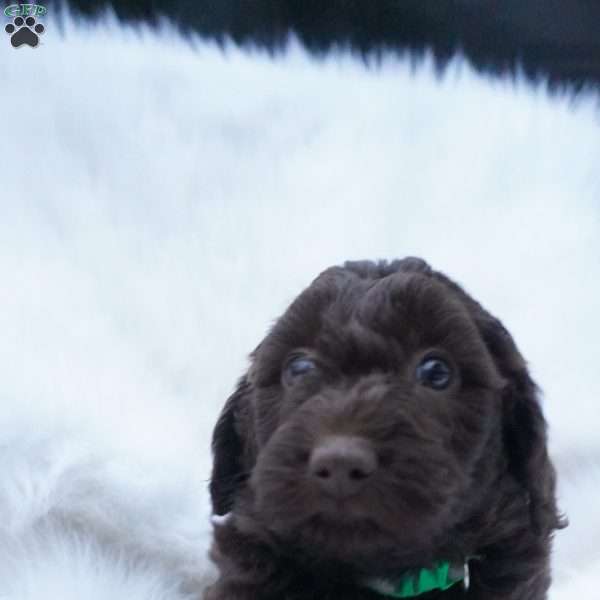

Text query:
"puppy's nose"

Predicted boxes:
[[308, 436, 377, 498]]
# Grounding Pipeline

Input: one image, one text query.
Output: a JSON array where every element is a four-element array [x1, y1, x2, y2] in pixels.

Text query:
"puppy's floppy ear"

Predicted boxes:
[[432, 269, 565, 534], [474, 311, 566, 534], [209, 376, 252, 516], [498, 344, 566, 534]]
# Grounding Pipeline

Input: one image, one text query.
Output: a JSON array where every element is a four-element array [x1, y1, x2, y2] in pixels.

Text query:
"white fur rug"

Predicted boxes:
[[1, 13, 599, 600]]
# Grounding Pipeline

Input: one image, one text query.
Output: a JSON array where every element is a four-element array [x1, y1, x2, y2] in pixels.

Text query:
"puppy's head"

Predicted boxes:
[[210, 258, 562, 570]]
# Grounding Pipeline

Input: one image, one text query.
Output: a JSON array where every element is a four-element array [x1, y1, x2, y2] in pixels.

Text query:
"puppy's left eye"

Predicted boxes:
[[416, 357, 452, 390], [286, 357, 317, 378]]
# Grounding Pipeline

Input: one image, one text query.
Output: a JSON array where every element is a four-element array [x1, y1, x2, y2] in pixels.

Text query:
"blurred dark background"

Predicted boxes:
[[47, 0, 600, 92]]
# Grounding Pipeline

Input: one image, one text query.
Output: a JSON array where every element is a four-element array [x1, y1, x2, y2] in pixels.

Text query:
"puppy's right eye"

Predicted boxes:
[[416, 356, 452, 390], [286, 357, 316, 378]]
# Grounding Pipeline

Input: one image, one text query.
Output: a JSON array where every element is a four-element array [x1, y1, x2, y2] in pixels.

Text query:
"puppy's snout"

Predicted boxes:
[[308, 436, 377, 498]]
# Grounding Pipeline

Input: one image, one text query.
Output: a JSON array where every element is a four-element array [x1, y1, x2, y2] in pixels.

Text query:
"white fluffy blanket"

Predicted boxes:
[[1, 13, 599, 600]]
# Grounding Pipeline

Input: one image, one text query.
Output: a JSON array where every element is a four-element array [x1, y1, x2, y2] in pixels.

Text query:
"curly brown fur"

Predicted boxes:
[[206, 257, 565, 600]]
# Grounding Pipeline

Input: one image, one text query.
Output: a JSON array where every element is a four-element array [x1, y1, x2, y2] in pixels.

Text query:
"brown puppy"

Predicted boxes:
[[206, 258, 565, 600]]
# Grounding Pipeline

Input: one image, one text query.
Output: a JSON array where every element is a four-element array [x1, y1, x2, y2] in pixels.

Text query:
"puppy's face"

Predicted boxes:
[[210, 259, 559, 572]]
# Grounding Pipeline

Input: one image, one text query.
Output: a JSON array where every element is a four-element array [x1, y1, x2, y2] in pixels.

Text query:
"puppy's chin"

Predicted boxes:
[[284, 518, 402, 568], [248, 485, 450, 569], [252, 510, 442, 572]]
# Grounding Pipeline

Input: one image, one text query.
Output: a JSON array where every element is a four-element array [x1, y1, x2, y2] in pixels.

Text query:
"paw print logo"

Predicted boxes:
[[5, 16, 45, 48]]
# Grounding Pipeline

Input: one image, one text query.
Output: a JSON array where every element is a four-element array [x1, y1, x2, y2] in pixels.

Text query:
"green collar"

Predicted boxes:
[[362, 559, 469, 598]]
